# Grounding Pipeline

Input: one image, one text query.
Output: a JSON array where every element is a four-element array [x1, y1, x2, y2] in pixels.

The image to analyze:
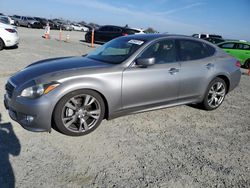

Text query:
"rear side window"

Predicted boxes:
[[237, 43, 250, 50], [178, 39, 214, 61], [219, 43, 236, 49], [200, 34, 206, 39]]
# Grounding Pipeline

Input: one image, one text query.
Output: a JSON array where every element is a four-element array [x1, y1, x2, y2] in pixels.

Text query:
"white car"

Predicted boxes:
[[71, 24, 89, 32], [0, 15, 15, 25], [0, 22, 19, 50]]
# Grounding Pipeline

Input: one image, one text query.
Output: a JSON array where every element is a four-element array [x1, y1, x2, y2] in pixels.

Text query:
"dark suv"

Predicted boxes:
[[85, 25, 142, 43]]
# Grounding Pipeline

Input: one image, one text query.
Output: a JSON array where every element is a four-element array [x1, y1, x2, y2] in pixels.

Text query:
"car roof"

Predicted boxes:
[[217, 40, 250, 45], [122, 34, 194, 41]]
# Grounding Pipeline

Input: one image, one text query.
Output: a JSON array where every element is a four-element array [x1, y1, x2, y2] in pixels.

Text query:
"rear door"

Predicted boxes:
[[122, 39, 180, 109], [176, 39, 216, 100], [234, 43, 250, 63]]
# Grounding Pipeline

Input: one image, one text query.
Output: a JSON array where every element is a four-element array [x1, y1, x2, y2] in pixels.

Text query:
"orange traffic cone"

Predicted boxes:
[[247, 69, 250, 76], [45, 33, 50, 39]]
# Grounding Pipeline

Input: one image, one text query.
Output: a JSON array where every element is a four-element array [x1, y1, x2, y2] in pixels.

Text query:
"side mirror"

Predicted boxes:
[[136, 57, 155, 67]]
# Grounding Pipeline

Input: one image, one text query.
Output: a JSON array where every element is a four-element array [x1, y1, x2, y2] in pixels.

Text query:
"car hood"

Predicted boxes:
[[10, 56, 113, 86]]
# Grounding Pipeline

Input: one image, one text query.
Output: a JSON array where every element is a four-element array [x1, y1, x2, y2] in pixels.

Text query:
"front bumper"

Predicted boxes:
[[4, 93, 52, 132]]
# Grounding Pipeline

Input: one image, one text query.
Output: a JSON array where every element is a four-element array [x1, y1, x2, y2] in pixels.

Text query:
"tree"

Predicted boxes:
[[144, 27, 158, 34]]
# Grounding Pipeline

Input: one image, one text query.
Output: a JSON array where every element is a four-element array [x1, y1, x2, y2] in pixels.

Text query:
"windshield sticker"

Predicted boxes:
[[128, 40, 144, 45]]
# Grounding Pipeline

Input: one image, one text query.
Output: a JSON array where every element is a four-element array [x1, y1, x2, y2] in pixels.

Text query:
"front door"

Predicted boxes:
[[122, 39, 180, 109]]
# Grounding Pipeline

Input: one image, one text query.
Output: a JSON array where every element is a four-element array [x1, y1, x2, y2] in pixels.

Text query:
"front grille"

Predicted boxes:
[[5, 81, 15, 98]]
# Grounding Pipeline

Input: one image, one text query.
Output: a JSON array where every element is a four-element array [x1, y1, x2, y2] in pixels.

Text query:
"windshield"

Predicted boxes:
[[87, 37, 145, 64]]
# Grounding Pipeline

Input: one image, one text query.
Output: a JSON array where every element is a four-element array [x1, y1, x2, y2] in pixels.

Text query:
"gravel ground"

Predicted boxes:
[[0, 27, 249, 188]]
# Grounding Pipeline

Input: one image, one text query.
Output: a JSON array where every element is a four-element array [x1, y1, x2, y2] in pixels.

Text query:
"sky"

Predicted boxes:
[[1, 0, 249, 41]]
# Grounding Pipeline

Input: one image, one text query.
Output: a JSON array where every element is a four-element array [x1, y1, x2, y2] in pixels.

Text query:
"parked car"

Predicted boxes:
[[34, 17, 49, 28], [71, 23, 89, 32], [192, 33, 222, 39], [11, 15, 22, 26], [0, 16, 10, 25], [15, 16, 42, 28], [0, 22, 19, 50], [48, 19, 60, 30], [130, 28, 146, 34], [203, 37, 225, 44], [53, 20, 73, 31], [218, 41, 250, 68], [4, 34, 241, 136], [0, 15, 14, 25], [85, 25, 146, 43]]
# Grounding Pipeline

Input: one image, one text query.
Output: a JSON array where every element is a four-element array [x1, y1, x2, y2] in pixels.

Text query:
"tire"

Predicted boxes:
[[85, 34, 91, 43], [0, 38, 4, 51], [244, 59, 250, 69], [201, 78, 227, 110], [27, 24, 31, 28], [53, 89, 105, 136]]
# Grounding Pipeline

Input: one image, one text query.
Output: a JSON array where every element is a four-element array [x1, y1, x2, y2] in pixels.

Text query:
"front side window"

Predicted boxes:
[[139, 40, 176, 64], [87, 37, 145, 64], [220, 43, 235, 49], [178, 39, 212, 61]]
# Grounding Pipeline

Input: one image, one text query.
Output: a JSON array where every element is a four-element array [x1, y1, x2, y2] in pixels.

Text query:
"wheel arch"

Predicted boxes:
[[51, 87, 110, 130], [0, 37, 5, 47], [216, 75, 230, 93]]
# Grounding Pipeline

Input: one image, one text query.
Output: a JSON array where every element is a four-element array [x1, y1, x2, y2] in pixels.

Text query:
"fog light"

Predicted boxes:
[[26, 115, 34, 123]]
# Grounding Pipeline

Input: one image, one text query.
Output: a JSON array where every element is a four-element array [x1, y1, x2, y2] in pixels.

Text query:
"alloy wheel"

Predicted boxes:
[[207, 81, 226, 108], [61, 94, 101, 133]]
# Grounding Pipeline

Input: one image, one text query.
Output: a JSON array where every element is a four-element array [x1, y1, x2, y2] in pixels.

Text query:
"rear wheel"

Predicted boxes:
[[0, 38, 4, 50], [201, 78, 227, 110], [244, 59, 250, 69], [53, 89, 105, 136]]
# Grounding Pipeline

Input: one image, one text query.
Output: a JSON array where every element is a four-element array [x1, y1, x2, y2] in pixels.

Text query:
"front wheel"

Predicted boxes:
[[0, 38, 4, 50], [201, 78, 227, 110], [53, 89, 105, 136]]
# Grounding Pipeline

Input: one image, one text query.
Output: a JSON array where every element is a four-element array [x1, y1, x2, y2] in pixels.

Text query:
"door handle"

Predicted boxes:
[[169, 68, 179, 74], [206, 63, 214, 69]]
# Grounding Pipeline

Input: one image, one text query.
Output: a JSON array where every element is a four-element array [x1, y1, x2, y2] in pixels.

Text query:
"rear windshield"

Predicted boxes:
[[87, 37, 145, 64]]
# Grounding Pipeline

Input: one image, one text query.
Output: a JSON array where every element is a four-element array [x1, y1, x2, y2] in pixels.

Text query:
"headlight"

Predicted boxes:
[[21, 82, 60, 98]]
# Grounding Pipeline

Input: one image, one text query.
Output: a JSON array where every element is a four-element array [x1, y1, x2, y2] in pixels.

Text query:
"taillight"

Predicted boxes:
[[235, 60, 241, 68], [5, 28, 16, 33], [122, 33, 128, 36]]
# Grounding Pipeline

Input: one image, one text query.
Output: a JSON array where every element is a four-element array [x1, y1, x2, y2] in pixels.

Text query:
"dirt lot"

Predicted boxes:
[[0, 27, 249, 188]]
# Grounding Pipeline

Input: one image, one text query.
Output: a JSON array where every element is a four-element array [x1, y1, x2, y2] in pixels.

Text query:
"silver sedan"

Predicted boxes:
[[4, 34, 241, 136]]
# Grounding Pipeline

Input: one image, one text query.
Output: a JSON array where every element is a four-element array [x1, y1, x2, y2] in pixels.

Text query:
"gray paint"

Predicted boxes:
[[4, 34, 241, 132]]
